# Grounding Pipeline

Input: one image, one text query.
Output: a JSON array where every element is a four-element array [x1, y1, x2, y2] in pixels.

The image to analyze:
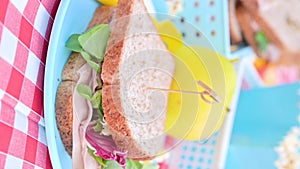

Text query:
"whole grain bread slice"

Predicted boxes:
[[56, 81, 76, 156], [101, 0, 175, 160]]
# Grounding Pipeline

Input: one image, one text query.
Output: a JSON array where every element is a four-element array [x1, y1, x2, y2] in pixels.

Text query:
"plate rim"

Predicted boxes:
[[44, 0, 71, 169]]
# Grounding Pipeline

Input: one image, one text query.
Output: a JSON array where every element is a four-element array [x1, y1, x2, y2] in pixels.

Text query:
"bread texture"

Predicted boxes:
[[55, 6, 115, 156], [62, 52, 86, 81], [56, 81, 76, 156], [229, 0, 242, 44], [236, 5, 261, 57], [87, 6, 115, 30], [101, 0, 175, 160]]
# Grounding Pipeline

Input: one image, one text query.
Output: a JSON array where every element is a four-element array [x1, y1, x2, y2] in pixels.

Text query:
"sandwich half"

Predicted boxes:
[[229, 0, 243, 44], [56, 0, 175, 168], [56, 5, 115, 156], [101, 0, 175, 160], [237, 0, 300, 65]]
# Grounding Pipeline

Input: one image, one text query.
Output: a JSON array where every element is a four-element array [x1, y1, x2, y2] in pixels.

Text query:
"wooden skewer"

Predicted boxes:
[[195, 80, 221, 103], [148, 88, 205, 95], [147, 80, 221, 104], [230, 58, 239, 63]]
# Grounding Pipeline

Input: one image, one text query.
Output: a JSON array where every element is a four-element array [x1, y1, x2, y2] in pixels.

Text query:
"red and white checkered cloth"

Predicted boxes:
[[0, 0, 60, 168]]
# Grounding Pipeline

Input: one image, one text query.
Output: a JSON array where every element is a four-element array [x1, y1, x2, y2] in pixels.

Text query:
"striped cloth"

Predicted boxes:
[[0, 0, 60, 168]]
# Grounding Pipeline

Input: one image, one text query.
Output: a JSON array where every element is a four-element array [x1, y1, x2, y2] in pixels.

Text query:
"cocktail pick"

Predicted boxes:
[[148, 80, 221, 104]]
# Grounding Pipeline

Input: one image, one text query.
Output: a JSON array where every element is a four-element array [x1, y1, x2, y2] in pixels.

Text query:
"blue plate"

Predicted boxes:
[[44, 0, 100, 168]]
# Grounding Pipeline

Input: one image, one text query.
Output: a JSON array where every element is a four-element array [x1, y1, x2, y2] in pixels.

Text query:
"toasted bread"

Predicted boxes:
[[101, 0, 175, 160]]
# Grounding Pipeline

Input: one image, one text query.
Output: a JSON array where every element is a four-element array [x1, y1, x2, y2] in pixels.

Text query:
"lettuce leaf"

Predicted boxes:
[[65, 24, 110, 72], [80, 51, 101, 73], [255, 31, 269, 52], [126, 159, 159, 169], [77, 84, 103, 109], [101, 159, 159, 169], [65, 34, 82, 52], [90, 90, 102, 109], [86, 124, 127, 168], [77, 83, 93, 100], [78, 24, 110, 61], [88, 147, 107, 167], [141, 163, 160, 169]]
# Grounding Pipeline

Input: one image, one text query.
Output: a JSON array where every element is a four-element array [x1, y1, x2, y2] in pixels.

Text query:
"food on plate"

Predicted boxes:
[[56, 0, 239, 168], [97, 0, 118, 6], [236, 0, 300, 65], [229, 0, 243, 44], [164, 45, 237, 140], [56, 0, 175, 168]]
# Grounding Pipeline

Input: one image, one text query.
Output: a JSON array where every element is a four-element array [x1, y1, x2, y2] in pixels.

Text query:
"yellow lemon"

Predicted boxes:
[[212, 53, 237, 133], [152, 19, 183, 53], [154, 19, 237, 140], [164, 45, 210, 140], [192, 47, 237, 138], [98, 0, 118, 6]]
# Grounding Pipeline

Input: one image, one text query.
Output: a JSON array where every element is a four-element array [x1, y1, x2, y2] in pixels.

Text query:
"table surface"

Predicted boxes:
[[0, 0, 60, 168]]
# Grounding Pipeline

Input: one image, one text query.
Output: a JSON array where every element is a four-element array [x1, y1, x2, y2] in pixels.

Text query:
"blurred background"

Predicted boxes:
[[151, 0, 300, 169]]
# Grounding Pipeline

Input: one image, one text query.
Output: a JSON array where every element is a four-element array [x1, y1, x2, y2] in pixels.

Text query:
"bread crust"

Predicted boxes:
[[55, 81, 75, 156], [229, 0, 242, 44], [236, 5, 262, 57], [87, 6, 115, 30], [62, 52, 86, 81], [101, 0, 172, 160], [101, 0, 133, 84], [101, 0, 152, 160], [102, 85, 151, 160]]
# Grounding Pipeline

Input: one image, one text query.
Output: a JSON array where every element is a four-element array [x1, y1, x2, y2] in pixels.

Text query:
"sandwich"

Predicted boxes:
[[55, 0, 175, 168], [229, 0, 243, 45], [236, 0, 300, 65]]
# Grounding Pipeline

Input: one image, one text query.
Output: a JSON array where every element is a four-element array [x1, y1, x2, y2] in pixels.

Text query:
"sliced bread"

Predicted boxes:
[[101, 0, 175, 160]]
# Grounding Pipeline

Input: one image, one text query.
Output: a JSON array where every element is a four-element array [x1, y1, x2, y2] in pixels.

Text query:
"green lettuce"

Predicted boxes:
[[102, 159, 159, 169], [255, 31, 269, 52], [66, 24, 110, 73]]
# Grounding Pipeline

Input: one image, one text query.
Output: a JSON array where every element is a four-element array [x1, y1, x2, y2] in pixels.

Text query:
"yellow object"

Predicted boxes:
[[254, 57, 267, 70], [154, 19, 237, 140], [97, 0, 118, 6], [152, 19, 183, 53]]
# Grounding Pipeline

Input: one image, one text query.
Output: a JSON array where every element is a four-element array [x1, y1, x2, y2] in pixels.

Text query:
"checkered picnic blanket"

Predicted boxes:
[[0, 0, 60, 168]]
